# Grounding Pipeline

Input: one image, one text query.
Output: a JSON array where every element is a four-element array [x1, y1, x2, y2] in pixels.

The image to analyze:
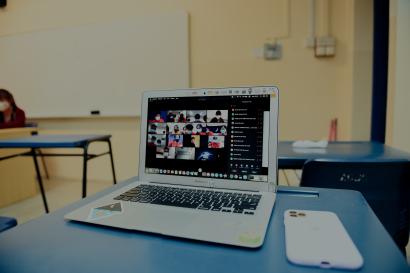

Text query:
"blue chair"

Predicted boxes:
[[300, 159, 410, 255], [0, 216, 17, 232]]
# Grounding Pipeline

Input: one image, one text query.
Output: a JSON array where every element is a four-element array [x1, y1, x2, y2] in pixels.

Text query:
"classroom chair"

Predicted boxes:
[[300, 159, 410, 255], [0, 216, 17, 233]]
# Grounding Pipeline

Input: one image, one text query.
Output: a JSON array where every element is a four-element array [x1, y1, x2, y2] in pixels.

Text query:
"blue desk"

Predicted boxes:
[[0, 178, 408, 273], [279, 141, 410, 169], [0, 135, 117, 213]]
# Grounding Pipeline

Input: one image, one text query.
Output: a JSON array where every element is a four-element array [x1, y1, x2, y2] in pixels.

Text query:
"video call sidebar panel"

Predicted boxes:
[[228, 95, 269, 181]]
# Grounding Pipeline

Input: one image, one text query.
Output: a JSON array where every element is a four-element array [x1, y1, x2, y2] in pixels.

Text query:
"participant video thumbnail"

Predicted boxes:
[[167, 110, 187, 123], [175, 147, 195, 160], [148, 123, 167, 134], [167, 123, 185, 135], [156, 147, 176, 159], [149, 111, 167, 123], [207, 124, 228, 136], [168, 134, 183, 147], [207, 110, 228, 123], [182, 123, 195, 134], [192, 123, 208, 135], [183, 135, 200, 148], [196, 148, 220, 161], [186, 110, 207, 123], [208, 136, 225, 148], [148, 134, 166, 147]]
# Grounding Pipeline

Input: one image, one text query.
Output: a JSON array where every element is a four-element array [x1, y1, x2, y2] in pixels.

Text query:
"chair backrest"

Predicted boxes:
[[301, 159, 410, 252]]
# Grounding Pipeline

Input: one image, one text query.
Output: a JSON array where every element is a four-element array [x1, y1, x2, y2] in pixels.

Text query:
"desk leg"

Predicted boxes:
[[32, 148, 49, 213], [82, 144, 89, 198], [38, 149, 50, 180], [107, 139, 117, 185]]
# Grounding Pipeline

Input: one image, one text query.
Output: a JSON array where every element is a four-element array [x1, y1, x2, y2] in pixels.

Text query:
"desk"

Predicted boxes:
[[0, 135, 117, 213], [0, 178, 408, 273], [278, 141, 410, 169]]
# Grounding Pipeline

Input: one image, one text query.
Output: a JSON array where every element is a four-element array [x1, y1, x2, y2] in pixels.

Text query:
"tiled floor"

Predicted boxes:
[[1, 174, 409, 261]]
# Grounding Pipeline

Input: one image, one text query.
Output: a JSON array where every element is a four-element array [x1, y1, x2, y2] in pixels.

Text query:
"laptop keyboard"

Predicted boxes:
[[114, 184, 261, 215]]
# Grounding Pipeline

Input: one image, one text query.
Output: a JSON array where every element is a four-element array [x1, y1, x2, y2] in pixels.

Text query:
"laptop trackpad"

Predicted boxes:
[[128, 205, 199, 234]]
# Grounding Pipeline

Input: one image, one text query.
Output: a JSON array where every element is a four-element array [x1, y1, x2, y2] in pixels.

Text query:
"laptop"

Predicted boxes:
[[65, 86, 279, 248]]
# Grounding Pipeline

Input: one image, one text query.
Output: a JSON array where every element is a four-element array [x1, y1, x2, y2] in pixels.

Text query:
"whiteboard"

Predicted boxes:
[[0, 12, 189, 117]]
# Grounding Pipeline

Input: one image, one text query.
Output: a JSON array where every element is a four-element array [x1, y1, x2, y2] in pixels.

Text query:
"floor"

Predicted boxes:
[[1, 172, 409, 261], [0, 177, 114, 224]]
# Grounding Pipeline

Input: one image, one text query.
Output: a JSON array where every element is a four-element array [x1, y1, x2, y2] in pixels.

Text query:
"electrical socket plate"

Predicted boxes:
[[264, 43, 282, 60]]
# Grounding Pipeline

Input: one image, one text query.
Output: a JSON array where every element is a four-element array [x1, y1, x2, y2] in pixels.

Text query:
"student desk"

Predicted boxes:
[[0, 135, 117, 213], [278, 141, 410, 169], [0, 178, 408, 273]]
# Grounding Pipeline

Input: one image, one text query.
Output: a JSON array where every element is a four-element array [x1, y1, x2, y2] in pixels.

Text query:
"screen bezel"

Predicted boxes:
[[138, 86, 279, 192]]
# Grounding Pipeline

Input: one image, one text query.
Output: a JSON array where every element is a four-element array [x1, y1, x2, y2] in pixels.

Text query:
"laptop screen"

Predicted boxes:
[[145, 94, 271, 182]]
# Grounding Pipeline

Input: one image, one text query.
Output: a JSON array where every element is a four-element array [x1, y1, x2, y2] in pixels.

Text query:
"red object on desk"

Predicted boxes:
[[328, 118, 338, 141]]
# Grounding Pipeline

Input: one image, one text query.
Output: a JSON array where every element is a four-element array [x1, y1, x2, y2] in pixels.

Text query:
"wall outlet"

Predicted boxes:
[[315, 36, 336, 57], [315, 46, 327, 57], [316, 36, 336, 47], [325, 46, 336, 56], [264, 43, 282, 60]]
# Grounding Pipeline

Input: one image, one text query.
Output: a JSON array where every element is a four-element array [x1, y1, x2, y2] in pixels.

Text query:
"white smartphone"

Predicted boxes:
[[284, 210, 363, 270]]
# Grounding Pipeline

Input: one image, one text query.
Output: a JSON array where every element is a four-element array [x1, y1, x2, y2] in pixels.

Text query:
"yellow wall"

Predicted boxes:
[[350, 0, 373, 140], [0, 0, 373, 181], [387, 0, 397, 145], [386, 0, 410, 152]]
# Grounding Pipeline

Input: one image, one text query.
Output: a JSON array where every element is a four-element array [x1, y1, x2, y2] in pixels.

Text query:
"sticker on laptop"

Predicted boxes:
[[88, 202, 123, 221], [238, 231, 262, 246]]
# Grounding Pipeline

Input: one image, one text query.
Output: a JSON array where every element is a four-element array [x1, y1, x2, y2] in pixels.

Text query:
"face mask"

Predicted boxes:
[[0, 101, 10, 112], [155, 116, 160, 120]]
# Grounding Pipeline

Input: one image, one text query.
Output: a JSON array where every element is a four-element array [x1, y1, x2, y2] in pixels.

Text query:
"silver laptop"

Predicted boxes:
[[65, 86, 279, 248]]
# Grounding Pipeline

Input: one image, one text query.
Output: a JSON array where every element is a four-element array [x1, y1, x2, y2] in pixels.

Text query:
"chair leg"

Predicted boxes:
[[107, 139, 117, 185], [32, 149, 49, 213]]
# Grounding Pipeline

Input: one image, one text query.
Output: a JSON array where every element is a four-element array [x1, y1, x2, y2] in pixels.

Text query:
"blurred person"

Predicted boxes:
[[210, 110, 224, 123], [178, 112, 186, 122], [150, 113, 164, 123], [0, 89, 26, 129], [184, 123, 194, 134]]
